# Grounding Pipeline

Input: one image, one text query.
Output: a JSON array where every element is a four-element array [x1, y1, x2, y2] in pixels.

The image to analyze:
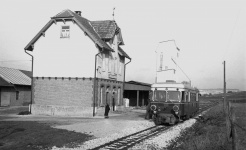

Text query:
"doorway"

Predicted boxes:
[[0, 92, 11, 106]]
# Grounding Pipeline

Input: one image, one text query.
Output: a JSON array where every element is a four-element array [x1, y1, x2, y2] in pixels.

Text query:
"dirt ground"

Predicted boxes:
[[0, 106, 148, 150]]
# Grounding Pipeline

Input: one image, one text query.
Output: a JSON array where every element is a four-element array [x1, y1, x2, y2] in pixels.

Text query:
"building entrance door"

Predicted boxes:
[[0, 92, 11, 106], [112, 97, 115, 111], [106, 92, 109, 104]]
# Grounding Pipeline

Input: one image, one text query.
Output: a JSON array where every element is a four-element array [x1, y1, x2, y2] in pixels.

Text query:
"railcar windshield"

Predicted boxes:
[[167, 91, 180, 102], [154, 90, 166, 101]]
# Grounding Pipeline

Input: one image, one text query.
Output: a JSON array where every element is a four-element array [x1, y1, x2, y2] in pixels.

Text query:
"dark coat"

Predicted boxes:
[[104, 104, 110, 117], [145, 100, 151, 119]]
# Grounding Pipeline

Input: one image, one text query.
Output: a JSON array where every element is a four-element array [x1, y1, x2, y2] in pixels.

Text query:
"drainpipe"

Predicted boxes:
[[93, 47, 104, 117], [123, 58, 131, 102], [25, 50, 34, 113]]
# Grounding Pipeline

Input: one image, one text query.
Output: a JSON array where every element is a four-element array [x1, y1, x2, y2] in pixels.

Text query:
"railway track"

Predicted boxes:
[[90, 101, 220, 150], [198, 100, 221, 114], [90, 125, 168, 150]]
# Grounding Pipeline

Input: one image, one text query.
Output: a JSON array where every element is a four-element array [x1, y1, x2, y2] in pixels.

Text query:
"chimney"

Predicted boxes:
[[75, 11, 81, 16]]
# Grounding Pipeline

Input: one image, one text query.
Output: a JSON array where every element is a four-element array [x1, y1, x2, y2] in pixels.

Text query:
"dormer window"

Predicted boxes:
[[60, 26, 70, 38]]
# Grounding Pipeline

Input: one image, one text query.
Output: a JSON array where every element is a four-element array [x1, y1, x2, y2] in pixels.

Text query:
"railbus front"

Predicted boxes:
[[149, 82, 199, 125]]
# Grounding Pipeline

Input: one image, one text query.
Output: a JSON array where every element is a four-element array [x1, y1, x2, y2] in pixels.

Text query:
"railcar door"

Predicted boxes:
[[180, 91, 186, 117], [187, 92, 191, 118], [181, 91, 190, 119]]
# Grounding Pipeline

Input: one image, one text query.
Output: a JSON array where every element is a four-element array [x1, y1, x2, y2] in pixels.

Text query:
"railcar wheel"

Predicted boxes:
[[184, 115, 190, 120], [154, 116, 162, 125]]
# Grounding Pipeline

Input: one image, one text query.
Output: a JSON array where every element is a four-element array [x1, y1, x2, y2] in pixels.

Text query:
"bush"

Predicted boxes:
[[18, 111, 31, 115]]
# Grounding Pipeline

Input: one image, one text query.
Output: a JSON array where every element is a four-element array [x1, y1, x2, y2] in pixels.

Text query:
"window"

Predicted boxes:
[[16, 91, 19, 100], [114, 57, 117, 74], [118, 88, 121, 105], [102, 53, 106, 71], [154, 90, 166, 101], [196, 93, 199, 101], [60, 26, 70, 38], [149, 90, 153, 100], [108, 55, 112, 72], [190, 93, 196, 102], [167, 91, 180, 102], [118, 57, 122, 75], [181, 91, 185, 102], [187, 92, 190, 102], [100, 87, 104, 106]]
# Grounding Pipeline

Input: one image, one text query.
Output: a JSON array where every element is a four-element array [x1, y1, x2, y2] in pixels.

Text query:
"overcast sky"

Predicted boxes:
[[0, 0, 245, 90]]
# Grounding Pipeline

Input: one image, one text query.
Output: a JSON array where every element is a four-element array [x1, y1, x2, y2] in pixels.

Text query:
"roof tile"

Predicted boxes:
[[90, 21, 116, 39]]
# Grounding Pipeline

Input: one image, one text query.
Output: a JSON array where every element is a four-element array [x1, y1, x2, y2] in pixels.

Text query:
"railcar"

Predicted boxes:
[[149, 82, 199, 125]]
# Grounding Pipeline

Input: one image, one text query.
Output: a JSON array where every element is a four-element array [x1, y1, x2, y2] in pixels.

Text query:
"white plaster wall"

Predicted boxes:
[[95, 35, 125, 82], [32, 21, 97, 77]]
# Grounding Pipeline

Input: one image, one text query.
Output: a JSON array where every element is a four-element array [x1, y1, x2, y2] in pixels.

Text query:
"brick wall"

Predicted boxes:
[[33, 77, 93, 107]]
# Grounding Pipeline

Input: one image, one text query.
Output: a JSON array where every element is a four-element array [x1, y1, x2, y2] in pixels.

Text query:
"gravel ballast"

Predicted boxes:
[[52, 117, 197, 150]]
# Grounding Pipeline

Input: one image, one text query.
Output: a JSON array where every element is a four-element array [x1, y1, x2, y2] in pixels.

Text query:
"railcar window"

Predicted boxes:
[[167, 91, 180, 102], [186, 92, 190, 102], [181, 91, 185, 102], [154, 90, 166, 101], [191, 93, 196, 101], [149, 91, 153, 100]]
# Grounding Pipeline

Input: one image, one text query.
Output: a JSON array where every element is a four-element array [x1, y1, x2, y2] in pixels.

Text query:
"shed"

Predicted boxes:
[[0, 67, 31, 106], [124, 81, 151, 107]]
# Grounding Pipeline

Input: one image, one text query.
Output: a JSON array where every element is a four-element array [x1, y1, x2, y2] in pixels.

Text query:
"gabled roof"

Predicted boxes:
[[0, 67, 31, 86], [25, 9, 113, 51], [90, 20, 116, 39], [118, 46, 131, 59], [90, 20, 124, 45], [25, 9, 130, 60]]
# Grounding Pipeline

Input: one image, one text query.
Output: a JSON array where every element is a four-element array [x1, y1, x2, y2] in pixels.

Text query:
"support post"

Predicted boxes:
[[93, 47, 104, 117], [224, 61, 230, 141], [137, 90, 139, 107], [231, 106, 237, 150], [25, 50, 34, 114], [142, 92, 144, 106]]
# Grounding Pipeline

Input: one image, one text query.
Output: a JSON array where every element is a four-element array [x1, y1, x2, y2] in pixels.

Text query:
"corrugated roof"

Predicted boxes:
[[0, 67, 31, 85], [19, 70, 32, 78]]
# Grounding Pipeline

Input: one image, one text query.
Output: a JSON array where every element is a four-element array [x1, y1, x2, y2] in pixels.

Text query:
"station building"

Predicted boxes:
[[24, 9, 131, 116]]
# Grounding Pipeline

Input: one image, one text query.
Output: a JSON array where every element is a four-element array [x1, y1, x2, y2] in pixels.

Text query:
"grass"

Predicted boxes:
[[167, 92, 246, 150], [0, 106, 93, 150], [0, 121, 93, 150]]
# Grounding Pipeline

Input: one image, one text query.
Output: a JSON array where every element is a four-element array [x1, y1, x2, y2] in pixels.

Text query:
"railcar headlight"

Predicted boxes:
[[173, 105, 179, 112], [150, 105, 157, 111]]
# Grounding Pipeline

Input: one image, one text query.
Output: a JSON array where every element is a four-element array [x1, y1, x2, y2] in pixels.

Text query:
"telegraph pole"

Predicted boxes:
[[224, 61, 232, 143], [223, 61, 226, 112]]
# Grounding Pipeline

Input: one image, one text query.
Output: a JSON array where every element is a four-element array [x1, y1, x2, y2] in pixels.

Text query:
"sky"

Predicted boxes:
[[0, 0, 245, 90]]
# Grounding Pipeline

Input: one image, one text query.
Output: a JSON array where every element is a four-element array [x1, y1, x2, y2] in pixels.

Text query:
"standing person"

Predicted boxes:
[[104, 103, 110, 118], [145, 99, 151, 119]]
